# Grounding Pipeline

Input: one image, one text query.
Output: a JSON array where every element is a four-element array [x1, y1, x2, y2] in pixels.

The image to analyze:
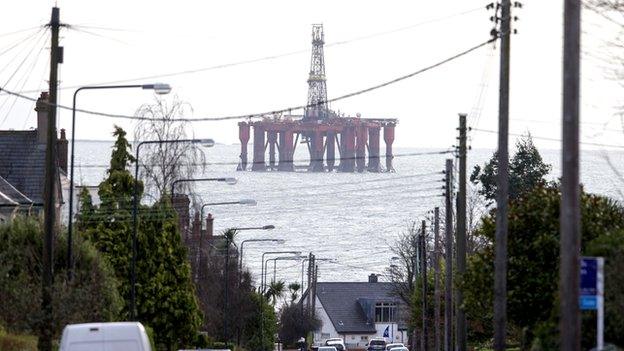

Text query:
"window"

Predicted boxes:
[[361, 336, 369, 341], [375, 302, 397, 322], [321, 333, 331, 340]]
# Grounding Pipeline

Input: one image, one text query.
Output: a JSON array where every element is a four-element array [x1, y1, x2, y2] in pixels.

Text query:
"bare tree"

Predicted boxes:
[[133, 96, 207, 202], [387, 221, 419, 306]]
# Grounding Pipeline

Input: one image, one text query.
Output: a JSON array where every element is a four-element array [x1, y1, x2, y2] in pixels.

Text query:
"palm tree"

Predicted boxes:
[[287, 282, 301, 303], [265, 280, 285, 304]]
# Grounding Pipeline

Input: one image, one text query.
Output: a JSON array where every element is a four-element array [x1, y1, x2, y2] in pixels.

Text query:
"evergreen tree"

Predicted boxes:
[[470, 134, 551, 204], [78, 126, 201, 350]]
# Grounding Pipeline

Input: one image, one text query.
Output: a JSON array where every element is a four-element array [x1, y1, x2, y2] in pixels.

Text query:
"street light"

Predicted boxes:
[[260, 250, 301, 351], [131, 137, 213, 320], [266, 256, 302, 284], [222, 225, 275, 344], [170, 177, 237, 198], [239, 238, 285, 271], [191, 199, 258, 282], [67, 83, 172, 280]]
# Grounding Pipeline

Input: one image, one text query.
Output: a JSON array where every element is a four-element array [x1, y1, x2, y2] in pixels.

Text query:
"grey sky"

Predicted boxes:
[[0, 0, 622, 150]]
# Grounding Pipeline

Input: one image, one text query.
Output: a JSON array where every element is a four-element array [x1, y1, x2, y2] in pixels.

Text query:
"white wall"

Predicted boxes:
[[313, 295, 338, 345]]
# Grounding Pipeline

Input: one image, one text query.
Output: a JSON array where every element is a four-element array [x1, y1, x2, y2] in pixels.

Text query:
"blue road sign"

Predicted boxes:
[[580, 295, 598, 310], [581, 258, 598, 297]]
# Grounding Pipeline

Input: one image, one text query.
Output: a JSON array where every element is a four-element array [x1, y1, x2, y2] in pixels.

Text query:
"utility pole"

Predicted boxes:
[[456, 114, 468, 351], [444, 159, 453, 351], [223, 235, 230, 344], [420, 220, 428, 351], [40, 7, 62, 351], [494, 0, 511, 349], [561, 0, 581, 350], [433, 207, 441, 351]]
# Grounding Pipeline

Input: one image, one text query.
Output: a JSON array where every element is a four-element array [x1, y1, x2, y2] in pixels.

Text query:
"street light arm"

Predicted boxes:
[[171, 176, 234, 197]]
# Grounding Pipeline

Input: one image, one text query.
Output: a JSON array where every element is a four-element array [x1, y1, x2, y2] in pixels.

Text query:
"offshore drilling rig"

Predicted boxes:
[[237, 24, 397, 172]]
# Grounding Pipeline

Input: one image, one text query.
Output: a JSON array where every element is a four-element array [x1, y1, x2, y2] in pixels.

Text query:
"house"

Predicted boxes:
[[172, 194, 237, 282], [302, 274, 409, 349], [0, 92, 68, 222]]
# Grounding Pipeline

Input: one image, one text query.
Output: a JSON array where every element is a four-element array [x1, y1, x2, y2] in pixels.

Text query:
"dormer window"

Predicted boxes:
[[374, 302, 397, 322]]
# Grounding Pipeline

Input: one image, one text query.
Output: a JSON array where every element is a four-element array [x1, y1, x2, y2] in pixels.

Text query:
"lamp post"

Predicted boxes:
[[192, 199, 257, 282], [260, 250, 301, 351], [240, 238, 284, 272], [200, 199, 257, 231], [67, 83, 171, 279], [222, 225, 275, 344], [266, 256, 302, 285], [170, 177, 237, 199], [131, 137, 213, 320]]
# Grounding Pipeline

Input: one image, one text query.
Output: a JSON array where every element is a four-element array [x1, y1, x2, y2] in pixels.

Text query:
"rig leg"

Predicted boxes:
[[339, 126, 356, 172], [356, 125, 368, 173], [238, 122, 250, 170], [268, 131, 278, 170], [367, 126, 381, 172], [252, 124, 266, 171], [384, 124, 395, 172], [310, 131, 324, 172], [278, 130, 295, 171], [326, 131, 336, 172]]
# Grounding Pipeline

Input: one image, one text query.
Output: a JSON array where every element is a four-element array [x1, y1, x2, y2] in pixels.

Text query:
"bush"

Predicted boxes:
[[0, 328, 38, 351], [0, 216, 122, 341]]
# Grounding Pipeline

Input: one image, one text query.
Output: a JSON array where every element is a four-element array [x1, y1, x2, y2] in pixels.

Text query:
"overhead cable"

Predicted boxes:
[[0, 37, 497, 122]]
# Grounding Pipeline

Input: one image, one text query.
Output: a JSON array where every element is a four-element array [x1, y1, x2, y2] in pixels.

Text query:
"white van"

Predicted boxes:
[[59, 322, 152, 351]]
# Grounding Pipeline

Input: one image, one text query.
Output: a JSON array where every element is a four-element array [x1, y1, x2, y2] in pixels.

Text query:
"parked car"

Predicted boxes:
[[367, 337, 387, 351], [389, 347, 409, 351], [59, 322, 152, 351], [326, 339, 346, 351], [325, 337, 344, 344], [385, 343, 405, 350], [318, 347, 338, 351]]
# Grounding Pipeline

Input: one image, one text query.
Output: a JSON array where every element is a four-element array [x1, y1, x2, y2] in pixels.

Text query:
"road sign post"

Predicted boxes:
[[580, 257, 605, 350]]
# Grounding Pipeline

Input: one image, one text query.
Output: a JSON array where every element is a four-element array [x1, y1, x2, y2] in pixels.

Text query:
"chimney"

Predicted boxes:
[[35, 92, 50, 144], [172, 194, 190, 237], [205, 213, 214, 239], [191, 212, 201, 240], [57, 129, 68, 173], [368, 273, 378, 283]]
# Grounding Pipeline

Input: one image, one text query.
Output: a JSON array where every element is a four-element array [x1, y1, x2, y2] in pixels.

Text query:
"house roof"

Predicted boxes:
[[0, 130, 46, 204], [0, 175, 33, 206], [314, 282, 401, 334]]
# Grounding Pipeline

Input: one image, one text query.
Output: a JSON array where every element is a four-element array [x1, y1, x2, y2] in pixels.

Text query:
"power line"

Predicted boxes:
[[7, 6, 487, 94], [0, 31, 49, 127], [0, 37, 496, 123], [0, 26, 43, 38], [472, 127, 624, 149], [66, 150, 452, 169]]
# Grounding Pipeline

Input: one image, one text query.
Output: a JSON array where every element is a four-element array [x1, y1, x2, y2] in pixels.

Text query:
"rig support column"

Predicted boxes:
[[340, 126, 356, 172], [278, 130, 295, 171], [384, 124, 395, 172], [238, 122, 250, 171], [268, 131, 278, 170], [355, 125, 368, 173], [310, 131, 324, 172], [367, 126, 381, 172], [252, 124, 266, 171], [326, 131, 336, 172]]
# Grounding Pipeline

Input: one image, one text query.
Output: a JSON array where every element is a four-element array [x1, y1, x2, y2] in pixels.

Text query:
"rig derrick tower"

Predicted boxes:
[[305, 24, 329, 121]]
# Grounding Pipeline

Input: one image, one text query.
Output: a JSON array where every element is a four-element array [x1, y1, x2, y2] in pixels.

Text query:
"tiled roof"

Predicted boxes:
[[0, 130, 46, 204], [0, 175, 32, 205], [315, 282, 401, 334]]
